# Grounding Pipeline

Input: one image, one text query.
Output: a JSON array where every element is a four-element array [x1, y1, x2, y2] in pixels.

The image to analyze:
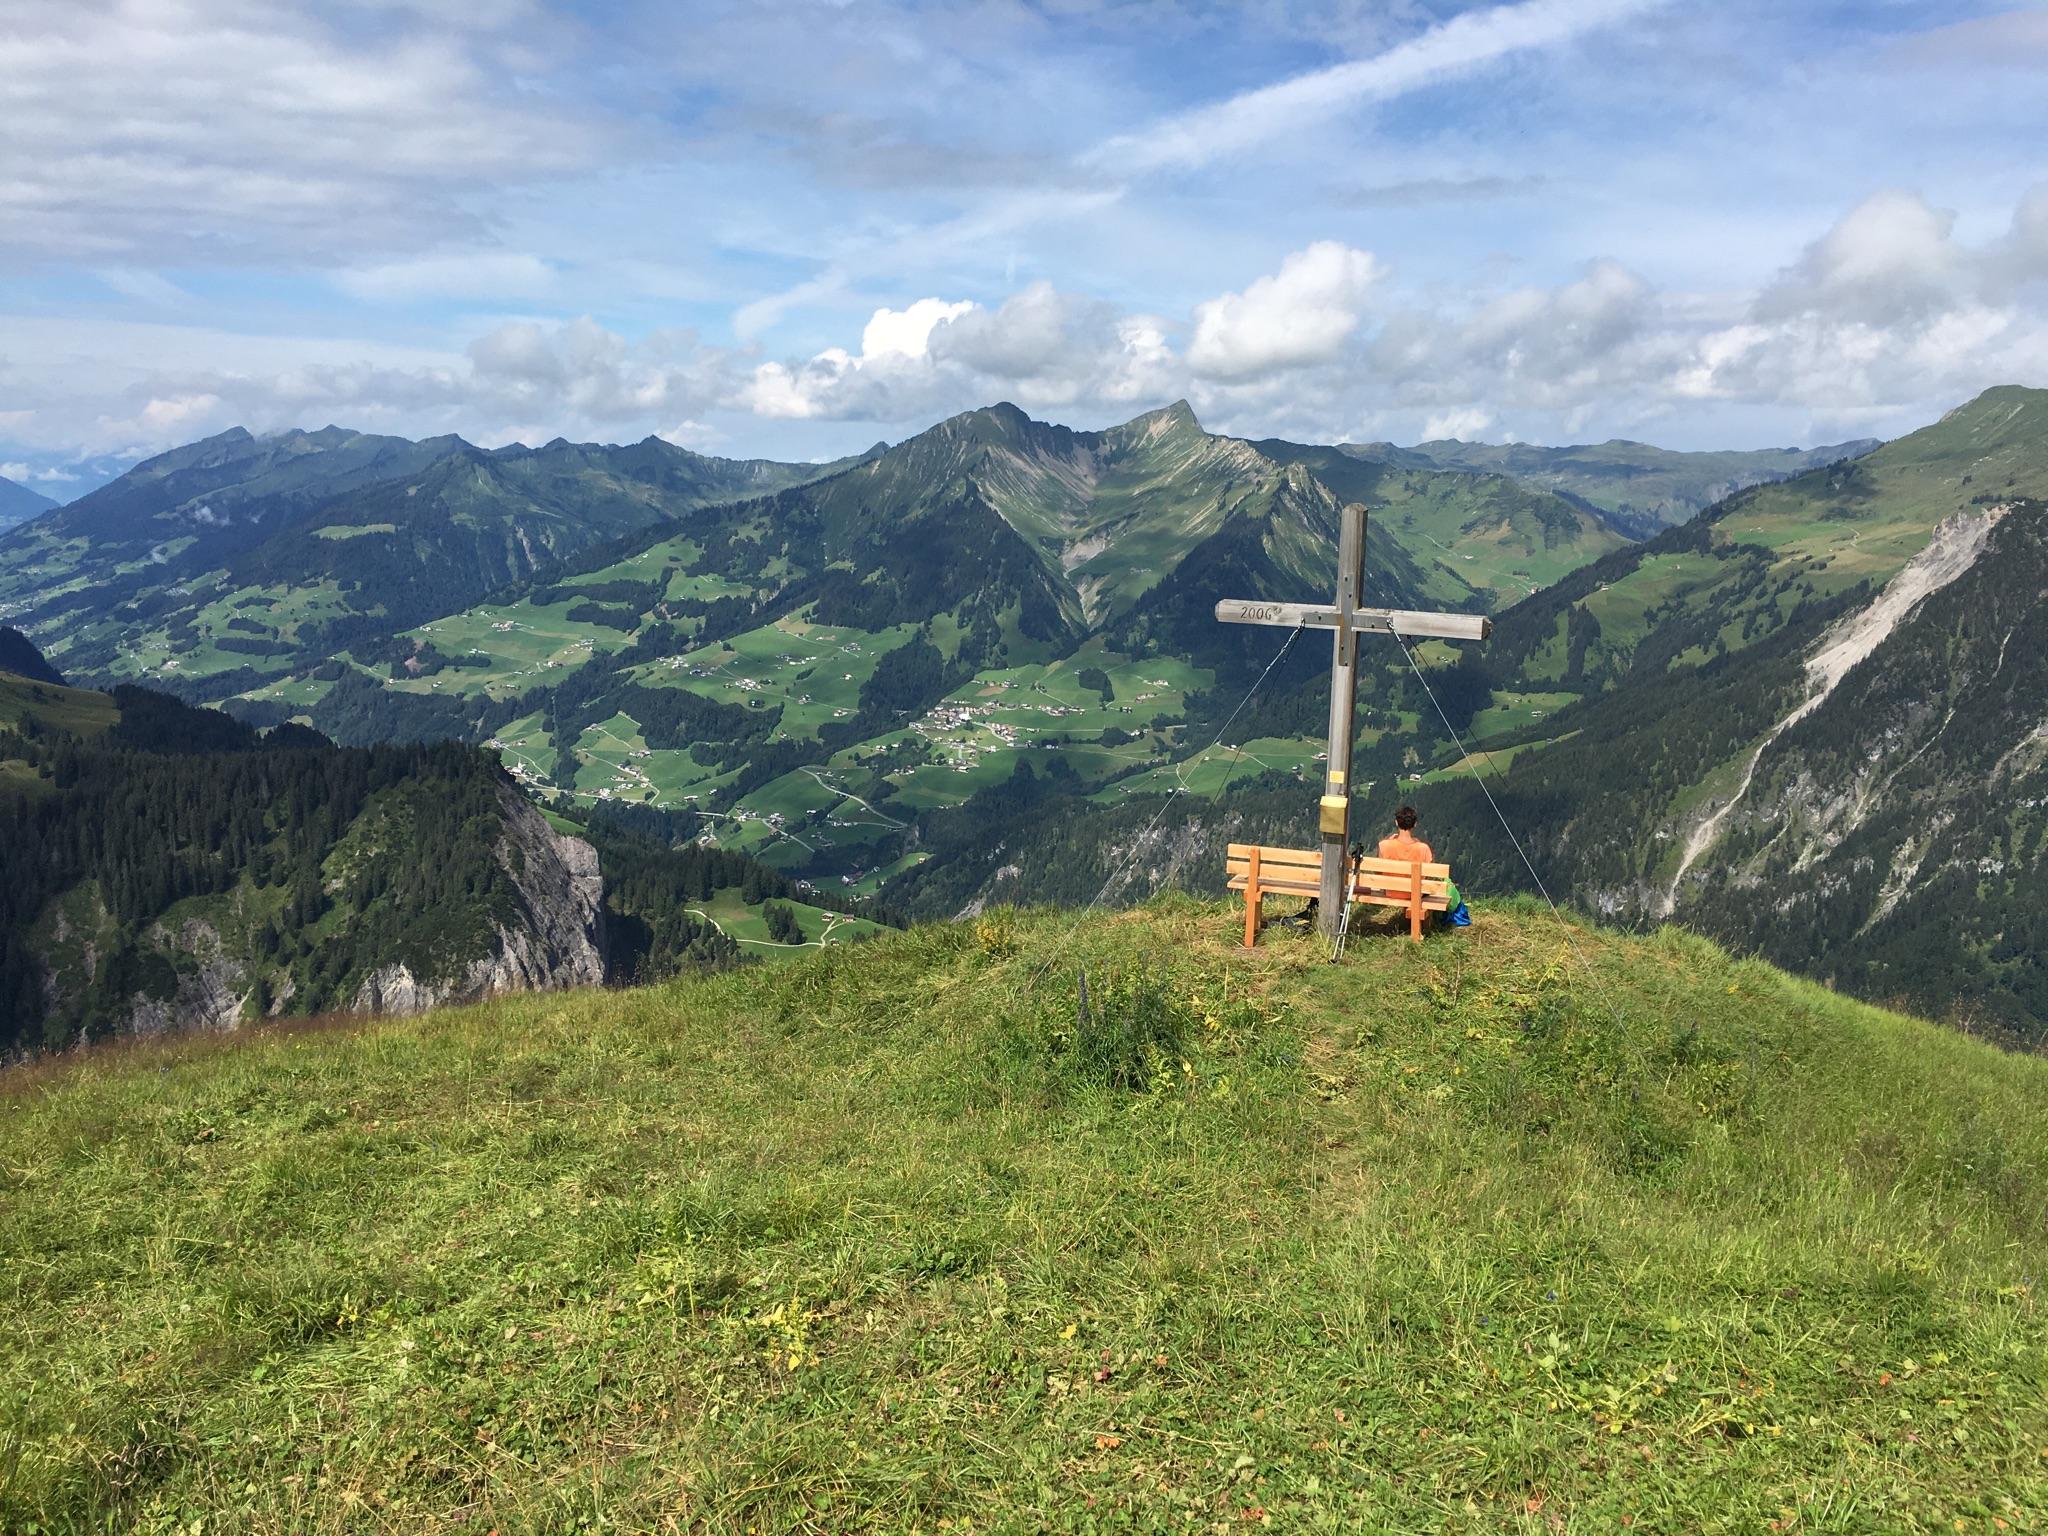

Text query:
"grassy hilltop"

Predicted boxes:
[[3, 901, 2044, 1532]]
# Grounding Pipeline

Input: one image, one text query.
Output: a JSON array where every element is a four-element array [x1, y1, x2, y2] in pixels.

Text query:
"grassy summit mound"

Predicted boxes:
[[3, 900, 2043, 1532]]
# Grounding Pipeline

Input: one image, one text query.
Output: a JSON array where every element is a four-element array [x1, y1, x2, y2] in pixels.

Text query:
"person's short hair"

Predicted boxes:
[[1395, 805, 1418, 831]]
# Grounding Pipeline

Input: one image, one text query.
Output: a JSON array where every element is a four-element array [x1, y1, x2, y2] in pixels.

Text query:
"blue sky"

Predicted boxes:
[[3, 0, 2047, 493]]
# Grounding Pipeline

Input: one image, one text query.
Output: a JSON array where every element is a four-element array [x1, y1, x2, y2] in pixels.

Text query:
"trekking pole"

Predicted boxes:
[[1330, 842, 1363, 963]]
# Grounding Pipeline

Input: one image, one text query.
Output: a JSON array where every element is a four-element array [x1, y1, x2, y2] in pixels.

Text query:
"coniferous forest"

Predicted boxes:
[[0, 664, 893, 1057]]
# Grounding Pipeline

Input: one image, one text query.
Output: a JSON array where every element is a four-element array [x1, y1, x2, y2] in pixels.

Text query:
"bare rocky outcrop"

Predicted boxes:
[[24, 784, 606, 1049], [122, 919, 248, 1036], [1660, 505, 2010, 915], [351, 786, 605, 1015]]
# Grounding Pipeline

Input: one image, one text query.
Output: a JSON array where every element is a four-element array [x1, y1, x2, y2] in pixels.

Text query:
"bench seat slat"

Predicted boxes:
[[1226, 845, 1322, 871], [1228, 846, 1449, 877], [1226, 875, 1320, 896], [1231, 878, 1451, 908], [1230, 842, 1456, 945]]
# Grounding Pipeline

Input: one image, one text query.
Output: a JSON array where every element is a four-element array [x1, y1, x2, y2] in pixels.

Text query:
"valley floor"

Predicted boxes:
[[3, 900, 2044, 1533]]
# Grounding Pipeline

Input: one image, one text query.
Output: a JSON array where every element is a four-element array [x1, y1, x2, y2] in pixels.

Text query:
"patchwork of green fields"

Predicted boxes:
[[633, 617, 928, 741], [405, 599, 625, 696], [686, 885, 884, 954], [1468, 689, 1579, 740], [1091, 735, 1321, 801]]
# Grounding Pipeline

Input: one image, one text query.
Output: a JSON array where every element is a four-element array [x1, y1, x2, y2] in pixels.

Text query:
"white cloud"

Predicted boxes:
[[0, 0, 605, 263], [931, 284, 1177, 406], [659, 419, 726, 452], [0, 461, 77, 484], [1188, 242, 1385, 380], [1759, 190, 1959, 324], [462, 318, 733, 423], [1987, 185, 2048, 293], [860, 299, 977, 360], [1091, 0, 1668, 175], [742, 358, 837, 420], [743, 297, 980, 418], [131, 395, 228, 437], [743, 281, 1183, 421], [1671, 187, 2048, 414], [335, 253, 558, 302], [1421, 407, 1495, 441]]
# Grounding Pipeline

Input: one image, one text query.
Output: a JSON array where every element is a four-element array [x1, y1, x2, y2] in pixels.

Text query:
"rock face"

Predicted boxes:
[[1670, 501, 2048, 1041], [352, 787, 606, 1016], [47, 786, 608, 1040], [122, 919, 247, 1036], [1659, 505, 2011, 916]]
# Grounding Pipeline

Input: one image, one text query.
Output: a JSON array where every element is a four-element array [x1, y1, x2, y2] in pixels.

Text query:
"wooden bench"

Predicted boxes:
[[1225, 843, 1453, 945]]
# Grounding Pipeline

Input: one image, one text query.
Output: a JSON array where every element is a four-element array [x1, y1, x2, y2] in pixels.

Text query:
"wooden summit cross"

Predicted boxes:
[[1215, 502, 1491, 942]]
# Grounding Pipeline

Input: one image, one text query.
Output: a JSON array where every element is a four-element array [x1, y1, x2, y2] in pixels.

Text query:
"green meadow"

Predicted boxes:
[[3, 898, 2042, 1533]]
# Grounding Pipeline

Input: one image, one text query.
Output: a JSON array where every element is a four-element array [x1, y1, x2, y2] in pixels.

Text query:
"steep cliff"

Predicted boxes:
[[16, 779, 608, 1046], [2, 669, 616, 1054], [1675, 500, 2048, 1040], [351, 786, 605, 1014]]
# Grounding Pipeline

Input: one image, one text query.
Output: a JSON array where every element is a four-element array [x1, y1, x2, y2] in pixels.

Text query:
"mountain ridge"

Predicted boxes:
[[909, 386, 2048, 1038], [1349, 431, 1884, 538]]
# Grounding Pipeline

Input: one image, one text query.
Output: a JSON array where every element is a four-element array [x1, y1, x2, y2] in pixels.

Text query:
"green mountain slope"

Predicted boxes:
[[869, 389, 2048, 1040], [1398, 388, 2048, 1021], [0, 426, 863, 694], [1253, 437, 1631, 604], [1356, 433, 1880, 537], [1470, 384, 2048, 701], [182, 402, 1611, 890], [0, 653, 887, 1054], [3, 901, 2042, 1530], [1669, 498, 2048, 1021]]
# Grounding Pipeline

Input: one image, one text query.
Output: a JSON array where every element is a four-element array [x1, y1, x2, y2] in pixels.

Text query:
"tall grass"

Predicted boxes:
[[2, 899, 2042, 1532]]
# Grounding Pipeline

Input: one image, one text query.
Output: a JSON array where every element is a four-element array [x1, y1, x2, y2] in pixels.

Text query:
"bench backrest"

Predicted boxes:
[[1225, 843, 1452, 905]]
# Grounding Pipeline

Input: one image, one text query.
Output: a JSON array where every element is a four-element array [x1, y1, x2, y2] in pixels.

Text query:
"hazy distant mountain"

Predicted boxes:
[[0, 475, 57, 531], [1345, 435, 1883, 538], [0, 425, 873, 687]]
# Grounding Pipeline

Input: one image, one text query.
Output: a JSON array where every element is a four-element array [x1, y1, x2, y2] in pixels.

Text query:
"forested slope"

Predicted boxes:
[[0, 669, 616, 1053], [0, 648, 890, 1055]]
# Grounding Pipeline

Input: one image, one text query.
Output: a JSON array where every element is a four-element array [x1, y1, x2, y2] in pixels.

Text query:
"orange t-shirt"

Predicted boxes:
[[1378, 830, 1434, 865]]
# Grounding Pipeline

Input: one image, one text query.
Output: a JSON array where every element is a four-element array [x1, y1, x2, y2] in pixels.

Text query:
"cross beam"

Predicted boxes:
[[1214, 502, 1491, 942], [1213, 600, 1490, 642]]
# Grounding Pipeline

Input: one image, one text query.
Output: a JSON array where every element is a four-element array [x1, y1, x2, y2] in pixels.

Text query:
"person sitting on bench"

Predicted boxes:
[[1374, 805, 1469, 927], [1378, 804, 1432, 866]]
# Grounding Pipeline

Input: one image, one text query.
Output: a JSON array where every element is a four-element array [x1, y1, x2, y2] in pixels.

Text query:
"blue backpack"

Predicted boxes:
[[1440, 878, 1471, 928]]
